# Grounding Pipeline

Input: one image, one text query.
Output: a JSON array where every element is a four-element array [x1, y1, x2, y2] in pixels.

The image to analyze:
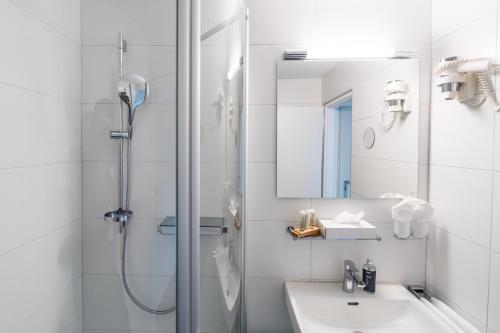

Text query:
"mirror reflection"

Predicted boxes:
[[277, 58, 420, 199]]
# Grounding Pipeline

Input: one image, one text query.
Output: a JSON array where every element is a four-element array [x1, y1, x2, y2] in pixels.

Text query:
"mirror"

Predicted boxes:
[[276, 58, 421, 199]]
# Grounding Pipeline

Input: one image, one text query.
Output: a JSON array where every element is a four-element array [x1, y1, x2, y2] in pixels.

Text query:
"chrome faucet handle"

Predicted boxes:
[[343, 260, 366, 292]]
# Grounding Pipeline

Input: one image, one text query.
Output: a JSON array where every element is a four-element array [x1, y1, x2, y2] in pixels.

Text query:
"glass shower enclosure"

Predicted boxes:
[[82, 0, 247, 332]]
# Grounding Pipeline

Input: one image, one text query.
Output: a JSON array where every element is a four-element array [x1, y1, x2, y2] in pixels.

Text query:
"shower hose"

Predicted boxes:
[[121, 125, 175, 315]]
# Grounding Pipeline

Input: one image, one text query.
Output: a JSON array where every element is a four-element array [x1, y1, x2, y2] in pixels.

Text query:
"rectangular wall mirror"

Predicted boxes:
[[277, 58, 424, 199]]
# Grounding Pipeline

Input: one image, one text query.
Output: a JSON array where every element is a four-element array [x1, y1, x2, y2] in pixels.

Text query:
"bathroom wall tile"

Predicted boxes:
[[201, 162, 226, 218], [492, 172, 500, 253], [247, 163, 311, 221], [82, 45, 176, 104], [431, 13, 497, 104], [82, 103, 119, 161], [426, 226, 490, 324], [0, 1, 81, 102], [247, 0, 314, 45], [151, 228, 176, 277], [82, 161, 118, 218], [314, 0, 431, 44], [11, 0, 81, 43], [83, 274, 175, 331], [201, 43, 230, 104], [153, 104, 176, 162], [246, 220, 311, 279], [248, 105, 277, 163], [493, 112, 500, 171], [0, 162, 82, 255], [14, 277, 83, 333], [0, 221, 82, 332], [83, 161, 155, 219], [429, 100, 495, 170], [83, 103, 174, 163], [246, 278, 293, 333], [0, 83, 81, 169], [249, 45, 290, 105], [83, 218, 157, 275], [82, 0, 176, 46], [201, 103, 226, 163], [149, 275, 177, 322], [200, 236, 224, 278], [310, 223, 426, 283], [154, 162, 176, 219], [428, 165, 493, 248], [488, 251, 500, 333], [432, 0, 497, 42]]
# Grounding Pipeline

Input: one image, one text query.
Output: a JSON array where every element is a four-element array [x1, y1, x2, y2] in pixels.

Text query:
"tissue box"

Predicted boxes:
[[318, 219, 377, 240]]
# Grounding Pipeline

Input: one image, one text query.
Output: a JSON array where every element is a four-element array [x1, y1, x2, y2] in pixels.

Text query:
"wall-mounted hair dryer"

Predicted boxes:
[[378, 80, 411, 129], [434, 56, 500, 111]]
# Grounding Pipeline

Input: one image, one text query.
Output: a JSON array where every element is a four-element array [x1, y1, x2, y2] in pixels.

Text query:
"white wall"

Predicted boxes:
[[322, 60, 421, 198], [427, 1, 500, 331], [245, 0, 431, 331], [0, 0, 82, 332]]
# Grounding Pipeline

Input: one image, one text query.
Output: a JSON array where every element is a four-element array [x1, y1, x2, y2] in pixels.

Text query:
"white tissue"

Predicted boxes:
[[333, 211, 364, 224]]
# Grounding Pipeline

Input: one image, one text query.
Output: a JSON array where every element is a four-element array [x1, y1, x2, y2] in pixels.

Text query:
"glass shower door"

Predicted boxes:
[[198, 2, 247, 332]]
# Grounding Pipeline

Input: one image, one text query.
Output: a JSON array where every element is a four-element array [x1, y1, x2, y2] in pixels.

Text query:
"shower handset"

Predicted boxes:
[[117, 73, 149, 125]]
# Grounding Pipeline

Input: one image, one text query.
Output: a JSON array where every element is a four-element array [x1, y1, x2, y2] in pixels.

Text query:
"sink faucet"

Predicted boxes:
[[343, 260, 366, 293]]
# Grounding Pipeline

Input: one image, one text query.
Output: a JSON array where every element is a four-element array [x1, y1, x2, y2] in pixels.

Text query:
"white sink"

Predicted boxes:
[[285, 282, 455, 333]]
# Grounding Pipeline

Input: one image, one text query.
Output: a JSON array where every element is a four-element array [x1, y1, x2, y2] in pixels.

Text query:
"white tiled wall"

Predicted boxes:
[[427, 2, 500, 332], [245, 0, 431, 331], [0, 0, 82, 332], [81, 1, 177, 332]]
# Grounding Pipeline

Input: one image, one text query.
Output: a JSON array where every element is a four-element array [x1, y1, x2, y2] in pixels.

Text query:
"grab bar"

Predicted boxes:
[[157, 216, 228, 236]]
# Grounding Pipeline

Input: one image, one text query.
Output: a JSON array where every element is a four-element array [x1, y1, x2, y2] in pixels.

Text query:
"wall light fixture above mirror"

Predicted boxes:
[[276, 57, 428, 200]]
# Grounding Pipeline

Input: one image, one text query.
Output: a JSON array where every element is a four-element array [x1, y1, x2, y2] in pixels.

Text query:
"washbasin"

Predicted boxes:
[[285, 282, 455, 333]]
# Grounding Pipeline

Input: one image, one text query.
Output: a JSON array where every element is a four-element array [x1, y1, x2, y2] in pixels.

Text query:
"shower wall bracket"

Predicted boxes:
[[110, 130, 129, 139]]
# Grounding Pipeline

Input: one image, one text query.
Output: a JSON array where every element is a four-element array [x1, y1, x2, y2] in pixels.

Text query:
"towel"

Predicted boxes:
[[392, 198, 434, 222], [413, 201, 434, 222], [333, 211, 364, 224]]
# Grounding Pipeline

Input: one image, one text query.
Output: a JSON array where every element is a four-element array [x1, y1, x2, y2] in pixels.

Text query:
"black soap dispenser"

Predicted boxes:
[[362, 258, 376, 294]]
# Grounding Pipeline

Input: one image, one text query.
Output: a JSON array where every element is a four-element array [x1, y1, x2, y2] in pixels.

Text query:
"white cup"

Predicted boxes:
[[411, 220, 430, 238], [393, 220, 411, 239]]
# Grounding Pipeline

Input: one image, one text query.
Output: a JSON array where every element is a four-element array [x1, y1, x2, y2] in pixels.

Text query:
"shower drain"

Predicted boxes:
[[353, 331, 364, 333]]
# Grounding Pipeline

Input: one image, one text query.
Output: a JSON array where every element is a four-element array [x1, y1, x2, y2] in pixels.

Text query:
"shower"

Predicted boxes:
[[104, 34, 175, 315]]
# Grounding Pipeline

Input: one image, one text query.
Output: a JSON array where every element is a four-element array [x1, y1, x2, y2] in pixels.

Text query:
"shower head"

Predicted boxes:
[[117, 73, 149, 124]]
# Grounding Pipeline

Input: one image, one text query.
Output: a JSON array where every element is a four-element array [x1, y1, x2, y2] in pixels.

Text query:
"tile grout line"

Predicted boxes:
[[7, 0, 81, 46], [0, 160, 81, 172], [0, 80, 81, 105], [0, 218, 82, 258], [431, 9, 498, 45]]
